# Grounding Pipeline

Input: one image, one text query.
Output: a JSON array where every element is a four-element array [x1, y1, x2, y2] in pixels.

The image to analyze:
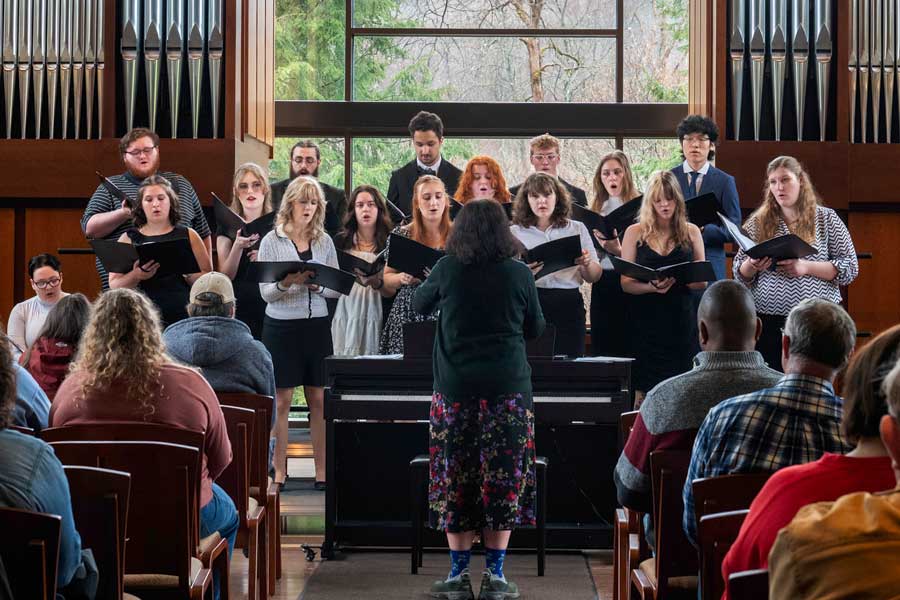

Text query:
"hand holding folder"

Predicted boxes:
[[96, 171, 135, 211], [90, 238, 201, 277], [717, 212, 817, 261], [337, 248, 386, 277], [610, 255, 716, 284], [212, 193, 276, 251], [523, 234, 583, 280], [249, 261, 355, 295], [571, 195, 642, 245], [386, 233, 445, 279]]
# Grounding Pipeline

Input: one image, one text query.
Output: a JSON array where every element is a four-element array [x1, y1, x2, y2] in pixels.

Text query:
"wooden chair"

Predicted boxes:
[[727, 569, 768, 600], [691, 472, 771, 524], [0, 507, 61, 600], [216, 391, 281, 589], [631, 450, 697, 600], [9, 425, 35, 435], [40, 422, 228, 595], [49, 440, 213, 600], [697, 509, 749, 600], [219, 405, 268, 599], [613, 410, 645, 600], [64, 465, 132, 600]]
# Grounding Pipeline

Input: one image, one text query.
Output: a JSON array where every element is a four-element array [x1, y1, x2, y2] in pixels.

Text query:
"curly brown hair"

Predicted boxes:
[[512, 172, 571, 229], [70, 289, 171, 418], [0, 336, 16, 429]]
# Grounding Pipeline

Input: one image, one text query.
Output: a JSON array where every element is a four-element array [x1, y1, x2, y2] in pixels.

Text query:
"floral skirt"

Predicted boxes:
[[428, 391, 536, 532]]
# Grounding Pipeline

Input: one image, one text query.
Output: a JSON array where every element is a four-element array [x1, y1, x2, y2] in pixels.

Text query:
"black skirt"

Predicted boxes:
[[590, 271, 631, 358], [537, 287, 586, 358], [262, 315, 334, 388]]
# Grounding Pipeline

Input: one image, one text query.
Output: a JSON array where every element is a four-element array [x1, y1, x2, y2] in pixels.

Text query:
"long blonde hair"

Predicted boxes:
[[637, 170, 691, 249], [408, 175, 451, 246], [70, 289, 171, 417], [231, 162, 273, 218], [747, 155, 819, 244], [276, 176, 326, 241], [591, 150, 640, 213]]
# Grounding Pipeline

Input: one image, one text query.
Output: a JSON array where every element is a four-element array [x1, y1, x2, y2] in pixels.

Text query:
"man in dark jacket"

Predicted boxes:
[[270, 140, 347, 235]]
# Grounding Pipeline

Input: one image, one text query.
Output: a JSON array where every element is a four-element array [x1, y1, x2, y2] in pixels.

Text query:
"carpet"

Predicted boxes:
[[301, 552, 598, 599]]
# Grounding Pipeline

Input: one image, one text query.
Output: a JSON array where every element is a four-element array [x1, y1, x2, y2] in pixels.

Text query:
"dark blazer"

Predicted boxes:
[[387, 158, 462, 217], [670, 164, 741, 280], [270, 178, 347, 236], [509, 177, 588, 207]]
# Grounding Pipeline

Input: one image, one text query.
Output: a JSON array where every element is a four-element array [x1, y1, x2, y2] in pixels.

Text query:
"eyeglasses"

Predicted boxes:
[[124, 146, 158, 157], [532, 153, 559, 162], [32, 277, 61, 289], [238, 181, 264, 192], [682, 135, 711, 145]]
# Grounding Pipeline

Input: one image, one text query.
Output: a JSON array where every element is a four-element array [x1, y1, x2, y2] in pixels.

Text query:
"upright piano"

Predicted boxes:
[[323, 356, 632, 558]]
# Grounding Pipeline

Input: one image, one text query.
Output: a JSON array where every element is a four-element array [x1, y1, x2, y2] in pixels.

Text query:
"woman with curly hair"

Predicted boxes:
[[734, 156, 858, 369], [453, 155, 511, 206], [50, 289, 238, 562]]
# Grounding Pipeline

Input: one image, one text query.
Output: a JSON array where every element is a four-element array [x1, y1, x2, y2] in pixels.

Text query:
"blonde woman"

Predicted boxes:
[[51, 289, 238, 562], [379, 175, 451, 355], [620, 170, 706, 397], [217, 162, 275, 339], [734, 156, 858, 369], [109, 175, 212, 326], [589, 150, 641, 357], [258, 176, 340, 489]]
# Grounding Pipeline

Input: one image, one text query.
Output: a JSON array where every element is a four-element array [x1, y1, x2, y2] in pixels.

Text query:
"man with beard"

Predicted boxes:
[[82, 128, 212, 290], [271, 140, 346, 236], [388, 111, 462, 216]]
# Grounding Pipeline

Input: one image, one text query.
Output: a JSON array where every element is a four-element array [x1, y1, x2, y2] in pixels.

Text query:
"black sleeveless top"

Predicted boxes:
[[127, 226, 192, 327], [220, 222, 275, 340]]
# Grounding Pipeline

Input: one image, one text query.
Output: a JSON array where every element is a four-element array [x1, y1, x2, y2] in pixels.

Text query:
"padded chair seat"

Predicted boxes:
[[250, 476, 274, 498], [248, 495, 259, 513], [638, 558, 698, 591], [199, 531, 222, 554], [124, 594, 142, 600], [124, 557, 203, 588]]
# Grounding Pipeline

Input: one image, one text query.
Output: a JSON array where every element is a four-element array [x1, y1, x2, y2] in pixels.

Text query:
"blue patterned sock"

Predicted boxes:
[[449, 549, 471, 578], [485, 547, 507, 579]]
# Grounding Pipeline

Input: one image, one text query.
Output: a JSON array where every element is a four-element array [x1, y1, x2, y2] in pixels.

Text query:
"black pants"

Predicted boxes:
[[589, 271, 631, 357], [538, 287, 586, 358], [757, 313, 787, 372]]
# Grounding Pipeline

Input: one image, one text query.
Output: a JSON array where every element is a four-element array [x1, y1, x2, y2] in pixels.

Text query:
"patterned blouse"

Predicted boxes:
[[732, 205, 858, 316]]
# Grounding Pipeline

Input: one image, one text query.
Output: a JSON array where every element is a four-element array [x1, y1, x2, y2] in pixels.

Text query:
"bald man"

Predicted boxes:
[[614, 280, 782, 517]]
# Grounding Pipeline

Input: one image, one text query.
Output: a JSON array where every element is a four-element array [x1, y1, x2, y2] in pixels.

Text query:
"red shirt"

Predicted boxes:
[[721, 453, 895, 599]]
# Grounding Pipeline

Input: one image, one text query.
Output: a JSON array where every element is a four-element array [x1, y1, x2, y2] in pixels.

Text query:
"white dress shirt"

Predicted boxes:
[[510, 219, 598, 289]]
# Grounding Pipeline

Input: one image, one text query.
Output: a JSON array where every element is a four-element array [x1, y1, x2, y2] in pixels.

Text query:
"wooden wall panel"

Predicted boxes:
[[23, 209, 102, 303], [847, 213, 900, 336], [247, 0, 259, 141], [265, 0, 275, 147], [0, 210, 15, 323]]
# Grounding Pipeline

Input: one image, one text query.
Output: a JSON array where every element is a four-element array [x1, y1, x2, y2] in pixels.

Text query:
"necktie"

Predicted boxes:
[[417, 166, 437, 176], [689, 171, 700, 193]]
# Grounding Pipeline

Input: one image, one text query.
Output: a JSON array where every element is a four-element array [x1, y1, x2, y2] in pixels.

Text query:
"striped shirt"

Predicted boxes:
[[682, 373, 850, 547], [732, 205, 858, 316], [81, 171, 211, 290]]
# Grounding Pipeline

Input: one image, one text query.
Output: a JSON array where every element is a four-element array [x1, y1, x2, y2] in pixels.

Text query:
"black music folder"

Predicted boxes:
[[386, 233, 445, 279], [610, 255, 716, 284], [249, 261, 355, 295], [90, 238, 201, 277], [337, 248, 386, 277], [717, 212, 818, 260], [449, 198, 513, 220], [212, 193, 276, 250], [685, 192, 720, 228], [96, 171, 135, 210], [570, 195, 642, 242], [523, 234, 583, 280]]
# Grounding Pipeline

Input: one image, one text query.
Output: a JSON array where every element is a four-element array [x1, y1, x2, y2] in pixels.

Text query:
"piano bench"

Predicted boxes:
[[409, 454, 549, 576]]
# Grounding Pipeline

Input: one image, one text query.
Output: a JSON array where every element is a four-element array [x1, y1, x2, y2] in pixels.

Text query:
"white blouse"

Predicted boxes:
[[510, 219, 598, 290]]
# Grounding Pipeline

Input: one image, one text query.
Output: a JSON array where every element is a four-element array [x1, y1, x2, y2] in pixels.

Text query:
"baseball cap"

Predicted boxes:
[[190, 271, 235, 305]]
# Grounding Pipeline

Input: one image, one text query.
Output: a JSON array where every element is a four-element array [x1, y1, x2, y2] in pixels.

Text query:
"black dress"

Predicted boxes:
[[220, 230, 268, 340], [126, 226, 193, 327], [629, 242, 696, 393]]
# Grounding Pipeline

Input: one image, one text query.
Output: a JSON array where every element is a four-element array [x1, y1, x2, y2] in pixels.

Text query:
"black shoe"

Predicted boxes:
[[314, 481, 327, 491]]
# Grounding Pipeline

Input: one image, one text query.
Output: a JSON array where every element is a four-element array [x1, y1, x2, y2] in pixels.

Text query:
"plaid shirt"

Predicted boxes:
[[682, 373, 850, 546]]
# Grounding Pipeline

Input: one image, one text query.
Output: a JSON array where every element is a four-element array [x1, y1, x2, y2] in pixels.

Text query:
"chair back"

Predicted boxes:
[[64, 466, 131, 600], [217, 405, 256, 523], [41, 422, 205, 547], [727, 568, 768, 600], [649, 449, 697, 595], [697, 509, 749, 600], [9, 425, 35, 436], [0, 507, 62, 600], [619, 410, 639, 450], [691, 472, 771, 525], [216, 392, 273, 498], [49, 440, 199, 591]]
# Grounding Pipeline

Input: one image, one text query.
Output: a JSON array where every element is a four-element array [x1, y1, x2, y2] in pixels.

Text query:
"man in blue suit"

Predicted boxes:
[[670, 115, 741, 281]]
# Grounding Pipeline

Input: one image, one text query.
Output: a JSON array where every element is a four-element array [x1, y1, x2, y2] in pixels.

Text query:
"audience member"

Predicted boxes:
[[82, 128, 211, 289], [681, 298, 855, 546], [388, 111, 462, 216], [6, 254, 69, 361], [0, 330, 97, 598], [270, 140, 347, 235], [21, 293, 91, 401], [768, 342, 900, 599], [509, 134, 588, 207], [51, 289, 239, 560], [723, 324, 900, 593]]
